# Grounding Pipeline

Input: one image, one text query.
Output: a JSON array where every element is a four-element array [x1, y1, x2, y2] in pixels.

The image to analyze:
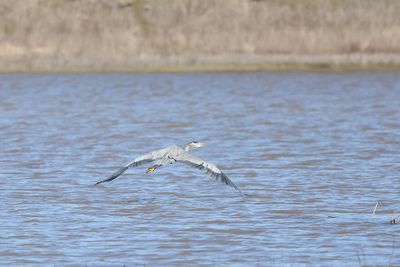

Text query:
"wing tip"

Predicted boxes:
[[220, 172, 242, 193], [94, 165, 129, 186], [94, 178, 111, 186], [94, 180, 103, 186]]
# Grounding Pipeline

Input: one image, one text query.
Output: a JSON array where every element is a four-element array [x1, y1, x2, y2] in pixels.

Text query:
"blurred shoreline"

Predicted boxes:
[[2, 53, 400, 73], [1, 0, 400, 72]]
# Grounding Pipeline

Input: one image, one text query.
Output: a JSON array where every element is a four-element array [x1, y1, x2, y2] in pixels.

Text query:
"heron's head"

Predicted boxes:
[[185, 141, 205, 151]]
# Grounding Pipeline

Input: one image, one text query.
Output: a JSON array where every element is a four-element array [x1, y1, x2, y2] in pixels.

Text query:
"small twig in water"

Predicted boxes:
[[372, 201, 379, 216], [390, 212, 399, 224]]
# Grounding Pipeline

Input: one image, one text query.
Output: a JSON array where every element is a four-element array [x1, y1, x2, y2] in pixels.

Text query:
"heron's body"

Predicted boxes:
[[95, 141, 241, 193]]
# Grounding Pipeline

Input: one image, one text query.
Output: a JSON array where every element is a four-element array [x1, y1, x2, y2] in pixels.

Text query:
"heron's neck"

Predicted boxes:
[[184, 145, 192, 152]]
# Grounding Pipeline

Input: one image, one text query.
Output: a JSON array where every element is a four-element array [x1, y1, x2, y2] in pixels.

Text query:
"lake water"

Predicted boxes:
[[0, 72, 399, 266]]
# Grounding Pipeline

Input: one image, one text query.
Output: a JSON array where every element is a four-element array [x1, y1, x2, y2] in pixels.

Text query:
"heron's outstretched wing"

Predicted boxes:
[[95, 146, 177, 185], [174, 153, 241, 193]]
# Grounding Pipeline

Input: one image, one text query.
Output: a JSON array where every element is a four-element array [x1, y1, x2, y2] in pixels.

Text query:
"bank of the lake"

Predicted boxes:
[[1, 0, 400, 71]]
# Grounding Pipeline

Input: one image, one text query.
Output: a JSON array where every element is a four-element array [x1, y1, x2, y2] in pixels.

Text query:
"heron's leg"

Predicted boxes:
[[146, 164, 161, 174]]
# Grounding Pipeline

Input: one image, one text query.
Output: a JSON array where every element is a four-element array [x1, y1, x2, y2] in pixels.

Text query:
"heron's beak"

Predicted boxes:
[[146, 167, 155, 174], [196, 142, 205, 147]]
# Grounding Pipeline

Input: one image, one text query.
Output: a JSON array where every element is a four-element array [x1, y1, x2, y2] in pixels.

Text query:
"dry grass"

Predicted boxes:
[[1, 0, 400, 71]]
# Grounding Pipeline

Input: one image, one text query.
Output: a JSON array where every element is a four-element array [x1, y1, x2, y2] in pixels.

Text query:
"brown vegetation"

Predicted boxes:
[[1, 0, 400, 71]]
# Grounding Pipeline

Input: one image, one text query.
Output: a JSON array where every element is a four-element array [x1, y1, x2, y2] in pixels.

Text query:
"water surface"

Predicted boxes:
[[0, 72, 399, 266]]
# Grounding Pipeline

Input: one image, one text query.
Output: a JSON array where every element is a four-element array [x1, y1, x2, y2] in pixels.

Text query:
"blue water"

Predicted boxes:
[[0, 72, 399, 266]]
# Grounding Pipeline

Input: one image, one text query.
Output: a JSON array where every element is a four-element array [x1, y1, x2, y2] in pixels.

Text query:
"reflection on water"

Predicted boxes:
[[0, 72, 399, 266]]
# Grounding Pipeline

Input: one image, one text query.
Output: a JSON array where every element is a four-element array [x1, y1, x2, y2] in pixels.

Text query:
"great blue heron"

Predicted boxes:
[[95, 141, 241, 193]]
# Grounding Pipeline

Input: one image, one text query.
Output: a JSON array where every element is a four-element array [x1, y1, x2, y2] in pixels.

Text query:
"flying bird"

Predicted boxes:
[[95, 141, 241, 193]]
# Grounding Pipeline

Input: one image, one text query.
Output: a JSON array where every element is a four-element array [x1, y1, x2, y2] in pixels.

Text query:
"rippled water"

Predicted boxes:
[[1, 72, 399, 266]]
